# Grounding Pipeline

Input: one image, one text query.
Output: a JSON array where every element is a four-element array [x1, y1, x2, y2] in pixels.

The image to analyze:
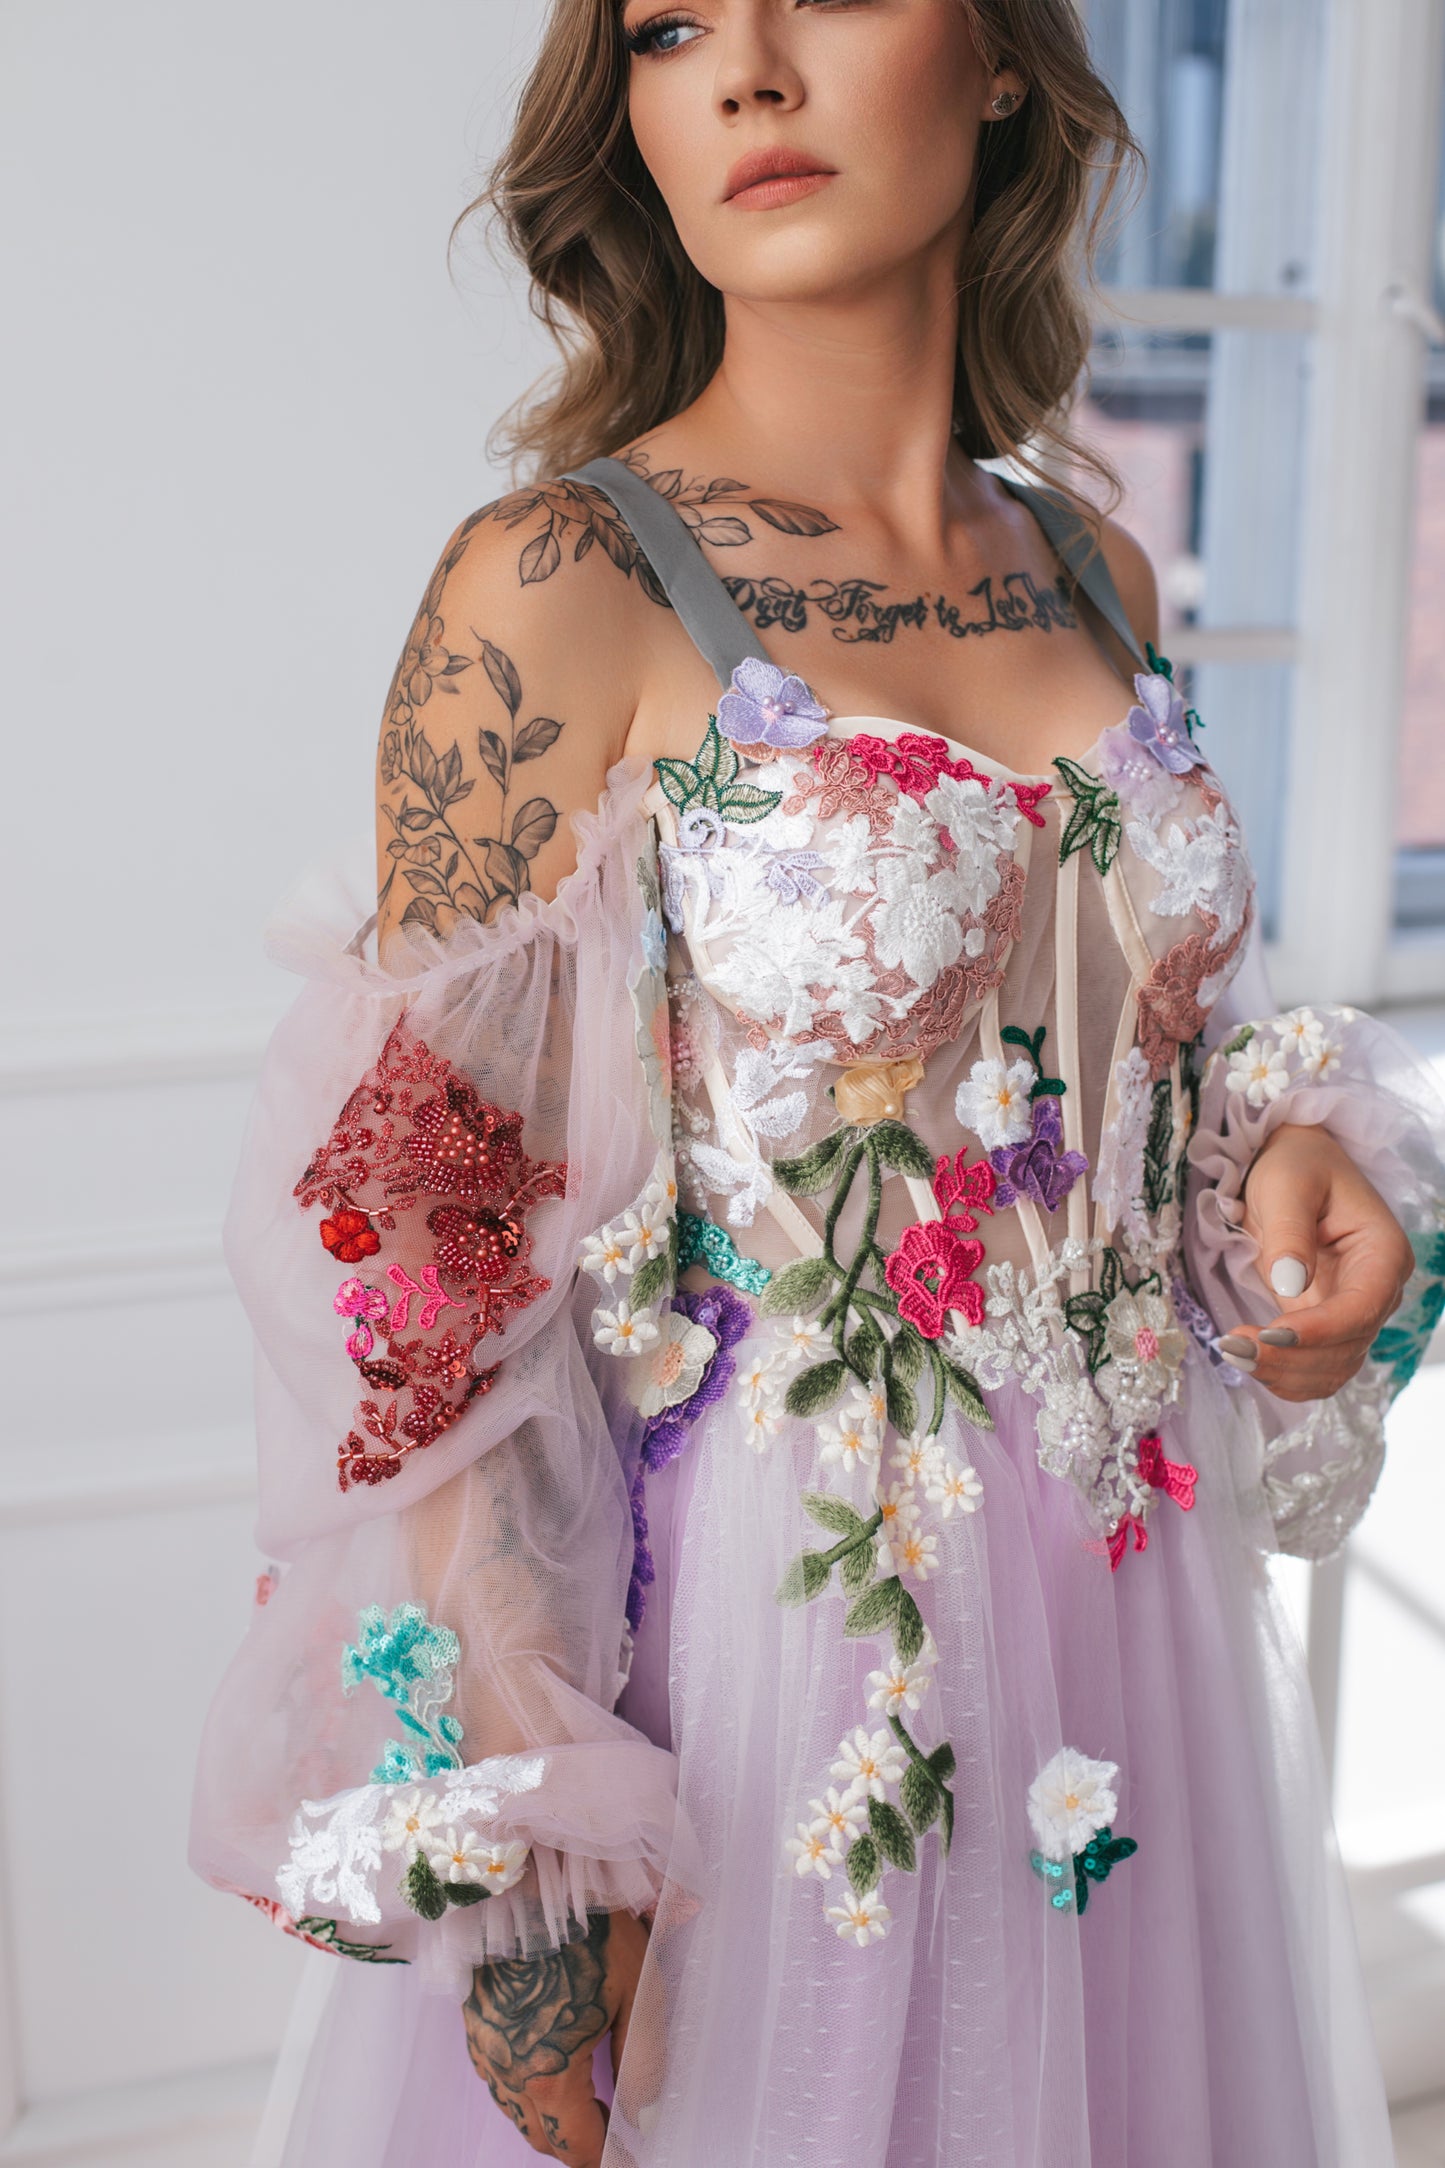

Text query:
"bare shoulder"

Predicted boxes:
[[1095, 512, 1162, 656], [374, 478, 665, 953]]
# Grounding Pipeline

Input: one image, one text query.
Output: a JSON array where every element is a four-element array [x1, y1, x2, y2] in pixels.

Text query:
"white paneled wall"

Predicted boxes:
[[0, 3, 548, 2156]]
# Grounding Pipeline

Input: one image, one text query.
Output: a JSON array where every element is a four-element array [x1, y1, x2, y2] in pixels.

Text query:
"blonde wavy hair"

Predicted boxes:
[[460, 0, 1141, 507]]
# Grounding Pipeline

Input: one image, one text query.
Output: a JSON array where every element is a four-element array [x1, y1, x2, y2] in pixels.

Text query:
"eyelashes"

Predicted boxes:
[[622, 0, 869, 60]]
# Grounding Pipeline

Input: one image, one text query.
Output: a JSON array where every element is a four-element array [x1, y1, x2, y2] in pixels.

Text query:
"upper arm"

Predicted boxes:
[[374, 488, 643, 957]]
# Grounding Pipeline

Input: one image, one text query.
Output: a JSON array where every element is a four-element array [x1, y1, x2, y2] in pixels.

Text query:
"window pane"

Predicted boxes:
[[1082, 0, 1324, 295]]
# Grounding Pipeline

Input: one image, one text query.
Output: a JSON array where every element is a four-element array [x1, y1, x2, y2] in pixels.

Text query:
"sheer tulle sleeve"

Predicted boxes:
[[1184, 919, 1445, 1559], [189, 759, 699, 1993]]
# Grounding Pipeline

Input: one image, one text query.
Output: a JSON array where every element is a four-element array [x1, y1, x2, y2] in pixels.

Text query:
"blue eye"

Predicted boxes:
[[623, 12, 703, 55]]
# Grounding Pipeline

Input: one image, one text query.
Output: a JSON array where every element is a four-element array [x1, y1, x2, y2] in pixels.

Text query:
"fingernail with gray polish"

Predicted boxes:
[[1258, 1325, 1299, 1347], [1216, 1335, 1258, 1367], [1270, 1255, 1309, 1300]]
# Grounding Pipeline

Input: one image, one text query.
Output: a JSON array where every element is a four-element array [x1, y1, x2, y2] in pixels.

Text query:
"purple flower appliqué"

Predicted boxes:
[[717, 656, 829, 751], [989, 1096, 1089, 1212], [626, 1284, 755, 1632], [1126, 671, 1202, 776], [641, 1284, 754, 1472]]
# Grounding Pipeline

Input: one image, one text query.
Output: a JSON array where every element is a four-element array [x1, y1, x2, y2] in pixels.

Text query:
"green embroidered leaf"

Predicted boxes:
[[759, 1254, 838, 1316], [1221, 1022, 1255, 1058], [772, 1130, 855, 1196], [869, 1120, 936, 1178], [843, 1575, 902, 1639], [1098, 1244, 1123, 1304], [939, 1786, 955, 1854], [715, 784, 783, 822], [900, 1758, 943, 1834], [893, 1587, 926, 1665], [629, 1250, 672, 1313], [775, 1549, 833, 1607], [941, 1356, 992, 1430], [403, 1854, 449, 1922], [845, 1314, 885, 1377], [654, 758, 704, 810], [868, 1798, 918, 1874], [846, 1833, 880, 1895], [1141, 1076, 1176, 1214], [840, 1540, 878, 1594], [693, 716, 725, 785], [1000, 1022, 1044, 1062], [1053, 757, 1123, 874], [444, 1881, 490, 1908], [802, 1491, 865, 1539], [927, 1741, 957, 1783], [884, 1372, 919, 1438], [294, 1917, 407, 1963], [784, 1359, 848, 1418], [889, 1321, 926, 1386], [1063, 1289, 1109, 1372]]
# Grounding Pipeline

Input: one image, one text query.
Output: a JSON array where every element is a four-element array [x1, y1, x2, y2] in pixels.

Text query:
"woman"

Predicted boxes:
[[190, 1, 1444, 2161]]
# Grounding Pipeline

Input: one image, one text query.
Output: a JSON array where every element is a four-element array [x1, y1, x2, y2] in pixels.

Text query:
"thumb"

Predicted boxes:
[[1243, 1132, 1324, 1302]]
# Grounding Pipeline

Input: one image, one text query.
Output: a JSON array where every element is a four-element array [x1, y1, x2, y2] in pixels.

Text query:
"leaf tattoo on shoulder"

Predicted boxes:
[[466, 447, 839, 598], [379, 612, 563, 935]]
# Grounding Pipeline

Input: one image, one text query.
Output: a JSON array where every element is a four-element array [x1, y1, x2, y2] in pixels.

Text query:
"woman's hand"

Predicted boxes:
[[462, 1909, 650, 2164], [1215, 1123, 1415, 1401]]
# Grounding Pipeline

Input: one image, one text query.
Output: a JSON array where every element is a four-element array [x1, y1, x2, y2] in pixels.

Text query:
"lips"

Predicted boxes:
[[723, 145, 837, 202]]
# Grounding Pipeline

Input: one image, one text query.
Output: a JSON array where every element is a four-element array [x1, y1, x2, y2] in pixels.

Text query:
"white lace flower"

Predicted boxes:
[[1093, 1046, 1153, 1240], [578, 1223, 631, 1285], [1035, 1348, 1110, 1481], [924, 1458, 984, 1517], [823, 812, 877, 895], [879, 1524, 941, 1581], [830, 1725, 908, 1802], [826, 1886, 892, 1946], [1027, 1748, 1120, 1862], [592, 1300, 662, 1357], [1276, 1007, 1324, 1061], [818, 1401, 884, 1474], [631, 1313, 718, 1418], [426, 1826, 494, 1885], [923, 773, 1018, 907], [1098, 1287, 1187, 1403], [736, 1346, 786, 1408], [711, 893, 867, 1039], [1225, 1036, 1290, 1107], [379, 1789, 446, 1859], [891, 1434, 942, 1488], [1126, 803, 1249, 941], [785, 1821, 840, 1879], [1301, 1036, 1343, 1080], [869, 853, 972, 991], [955, 1057, 1036, 1149], [773, 1314, 831, 1368], [617, 1200, 668, 1266], [808, 1786, 869, 1851], [886, 793, 940, 858], [866, 1648, 935, 1715], [743, 1399, 785, 1452]]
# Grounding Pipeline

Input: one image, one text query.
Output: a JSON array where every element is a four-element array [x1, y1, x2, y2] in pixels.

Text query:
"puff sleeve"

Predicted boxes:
[[1184, 918, 1445, 1560], [189, 760, 698, 1994]]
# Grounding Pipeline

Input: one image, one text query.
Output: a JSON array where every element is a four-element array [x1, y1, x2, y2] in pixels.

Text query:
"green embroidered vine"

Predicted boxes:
[[1140, 1077, 1175, 1215], [1052, 757, 1123, 875], [294, 1916, 408, 1963], [1145, 641, 1204, 738], [654, 717, 783, 825], [1062, 1246, 1161, 1374], [1000, 1022, 1066, 1098]]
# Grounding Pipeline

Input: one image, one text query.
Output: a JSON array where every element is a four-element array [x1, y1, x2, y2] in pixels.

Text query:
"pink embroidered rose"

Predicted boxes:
[[884, 1221, 986, 1339]]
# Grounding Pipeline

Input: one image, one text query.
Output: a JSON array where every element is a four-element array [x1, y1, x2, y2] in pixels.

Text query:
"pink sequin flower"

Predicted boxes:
[[884, 1221, 986, 1339]]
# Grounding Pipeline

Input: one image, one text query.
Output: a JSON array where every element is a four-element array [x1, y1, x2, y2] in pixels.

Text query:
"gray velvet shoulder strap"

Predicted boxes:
[[561, 455, 1146, 683], [561, 456, 770, 691], [994, 473, 1146, 667]]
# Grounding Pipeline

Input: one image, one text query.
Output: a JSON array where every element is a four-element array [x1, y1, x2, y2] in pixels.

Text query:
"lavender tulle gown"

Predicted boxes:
[[192, 457, 1444, 2164]]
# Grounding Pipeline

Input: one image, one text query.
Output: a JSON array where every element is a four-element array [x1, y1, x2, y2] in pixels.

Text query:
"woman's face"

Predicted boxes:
[[621, 0, 1008, 305]]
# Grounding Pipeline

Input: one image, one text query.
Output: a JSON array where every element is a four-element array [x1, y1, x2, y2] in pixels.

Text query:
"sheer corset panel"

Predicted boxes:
[[560, 458, 1255, 1300]]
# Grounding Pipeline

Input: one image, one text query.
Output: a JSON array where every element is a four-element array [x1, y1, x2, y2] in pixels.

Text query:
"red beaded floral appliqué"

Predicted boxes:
[[294, 1023, 567, 1492], [843, 731, 1053, 827]]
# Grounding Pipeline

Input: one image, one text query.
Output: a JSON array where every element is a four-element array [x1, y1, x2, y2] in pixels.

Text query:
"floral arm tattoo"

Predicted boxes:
[[463, 1913, 612, 2147]]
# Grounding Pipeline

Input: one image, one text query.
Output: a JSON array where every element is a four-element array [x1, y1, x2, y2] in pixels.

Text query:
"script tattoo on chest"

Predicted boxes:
[[720, 568, 1078, 644]]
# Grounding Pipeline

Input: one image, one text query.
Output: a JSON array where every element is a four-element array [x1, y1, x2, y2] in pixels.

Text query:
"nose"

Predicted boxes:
[[711, 3, 806, 116]]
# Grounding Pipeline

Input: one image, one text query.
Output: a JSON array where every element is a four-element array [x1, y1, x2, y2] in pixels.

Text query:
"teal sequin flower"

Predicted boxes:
[[677, 1211, 773, 1295], [1030, 1825, 1138, 1914], [1369, 1227, 1445, 1392], [341, 1601, 465, 1784]]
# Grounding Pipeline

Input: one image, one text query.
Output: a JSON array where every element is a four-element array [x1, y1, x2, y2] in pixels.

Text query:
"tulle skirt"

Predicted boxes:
[[254, 1341, 1393, 2167]]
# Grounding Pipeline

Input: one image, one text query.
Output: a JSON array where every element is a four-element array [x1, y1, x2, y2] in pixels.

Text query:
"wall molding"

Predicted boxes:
[[0, 1006, 280, 1098], [0, 2056, 271, 2165], [0, 1226, 228, 1318], [0, 1441, 256, 1529]]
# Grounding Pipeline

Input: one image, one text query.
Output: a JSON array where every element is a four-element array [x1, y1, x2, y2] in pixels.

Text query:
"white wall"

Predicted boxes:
[[0, 3, 549, 2156]]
